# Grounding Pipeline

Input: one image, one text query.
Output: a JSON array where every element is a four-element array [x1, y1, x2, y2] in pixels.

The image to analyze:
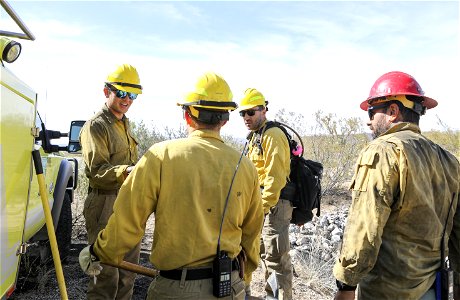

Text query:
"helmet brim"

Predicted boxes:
[[360, 94, 438, 111], [237, 103, 263, 111], [111, 83, 142, 95]]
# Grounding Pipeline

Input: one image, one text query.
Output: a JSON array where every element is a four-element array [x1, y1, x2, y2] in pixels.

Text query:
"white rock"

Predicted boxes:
[[331, 227, 343, 237], [331, 235, 341, 243]]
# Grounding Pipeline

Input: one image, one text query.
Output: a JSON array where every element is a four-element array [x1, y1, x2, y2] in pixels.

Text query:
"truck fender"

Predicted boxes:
[[32, 159, 74, 241], [50, 159, 74, 231]]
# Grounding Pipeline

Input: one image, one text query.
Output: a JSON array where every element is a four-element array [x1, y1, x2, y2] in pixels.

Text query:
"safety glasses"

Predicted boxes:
[[368, 103, 389, 120], [106, 84, 138, 100], [239, 108, 262, 117]]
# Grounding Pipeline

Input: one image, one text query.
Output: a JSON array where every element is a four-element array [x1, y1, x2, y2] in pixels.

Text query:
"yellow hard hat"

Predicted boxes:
[[177, 72, 237, 116], [239, 88, 268, 111], [106, 64, 142, 94]]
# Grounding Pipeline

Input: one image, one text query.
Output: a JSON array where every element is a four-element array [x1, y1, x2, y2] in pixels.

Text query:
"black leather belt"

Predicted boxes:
[[160, 260, 239, 281]]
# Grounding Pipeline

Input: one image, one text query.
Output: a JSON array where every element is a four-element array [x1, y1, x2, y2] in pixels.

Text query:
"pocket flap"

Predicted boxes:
[[358, 151, 377, 166]]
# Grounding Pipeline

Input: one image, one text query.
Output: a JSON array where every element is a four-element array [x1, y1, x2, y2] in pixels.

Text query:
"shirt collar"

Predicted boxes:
[[102, 104, 126, 123], [253, 119, 268, 132], [189, 129, 224, 143], [383, 122, 421, 136]]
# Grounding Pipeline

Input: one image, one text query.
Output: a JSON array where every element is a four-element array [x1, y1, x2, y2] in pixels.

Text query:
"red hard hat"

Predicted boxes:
[[360, 71, 438, 111]]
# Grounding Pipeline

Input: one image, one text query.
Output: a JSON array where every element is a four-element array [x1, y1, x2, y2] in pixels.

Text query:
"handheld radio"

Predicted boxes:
[[213, 249, 232, 297]]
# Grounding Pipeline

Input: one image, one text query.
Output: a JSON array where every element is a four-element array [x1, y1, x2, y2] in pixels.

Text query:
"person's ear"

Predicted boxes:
[[103, 87, 109, 98], [388, 103, 399, 121], [184, 110, 193, 126]]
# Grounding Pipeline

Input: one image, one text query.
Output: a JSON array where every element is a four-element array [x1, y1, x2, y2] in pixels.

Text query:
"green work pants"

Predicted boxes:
[[83, 190, 141, 300]]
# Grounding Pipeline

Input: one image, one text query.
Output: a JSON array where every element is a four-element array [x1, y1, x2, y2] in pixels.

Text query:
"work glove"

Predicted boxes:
[[79, 244, 102, 277]]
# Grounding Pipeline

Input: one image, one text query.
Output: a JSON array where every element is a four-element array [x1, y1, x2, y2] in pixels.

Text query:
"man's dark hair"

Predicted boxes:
[[391, 100, 420, 125], [258, 105, 267, 111], [185, 107, 226, 129]]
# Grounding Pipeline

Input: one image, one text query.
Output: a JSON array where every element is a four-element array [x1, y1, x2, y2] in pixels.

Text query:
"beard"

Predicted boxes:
[[371, 118, 391, 139]]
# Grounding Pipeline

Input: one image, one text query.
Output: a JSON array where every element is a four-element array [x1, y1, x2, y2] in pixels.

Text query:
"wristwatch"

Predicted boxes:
[[336, 280, 357, 291]]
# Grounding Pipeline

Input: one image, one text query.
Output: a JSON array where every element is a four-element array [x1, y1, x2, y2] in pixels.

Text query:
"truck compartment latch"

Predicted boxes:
[[31, 126, 40, 137], [17, 243, 28, 255]]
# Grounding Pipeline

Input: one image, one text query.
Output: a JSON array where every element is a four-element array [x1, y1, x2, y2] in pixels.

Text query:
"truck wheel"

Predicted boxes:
[[55, 192, 72, 262], [16, 193, 73, 289]]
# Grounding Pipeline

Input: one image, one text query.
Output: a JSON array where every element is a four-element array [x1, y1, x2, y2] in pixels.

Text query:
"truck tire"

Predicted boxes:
[[16, 193, 72, 289], [55, 192, 72, 262]]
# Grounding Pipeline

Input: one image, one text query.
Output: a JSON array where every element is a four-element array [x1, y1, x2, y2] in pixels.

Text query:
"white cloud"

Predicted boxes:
[[4, 1, 459, 142]]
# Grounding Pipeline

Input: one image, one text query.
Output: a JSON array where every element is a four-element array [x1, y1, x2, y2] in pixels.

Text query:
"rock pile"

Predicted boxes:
[[289, 211, 348, 263]]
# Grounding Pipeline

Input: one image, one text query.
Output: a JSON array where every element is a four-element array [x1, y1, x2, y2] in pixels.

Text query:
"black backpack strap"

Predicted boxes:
[[250, 120, 304, 158], [250, 121, 276, 156]]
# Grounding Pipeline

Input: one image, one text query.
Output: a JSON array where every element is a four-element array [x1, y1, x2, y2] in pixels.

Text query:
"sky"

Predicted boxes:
[[1, 0, 459, 139]]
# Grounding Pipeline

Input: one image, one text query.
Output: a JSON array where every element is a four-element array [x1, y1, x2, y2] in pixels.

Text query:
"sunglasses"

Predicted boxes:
[[239, 108, 262, 117], [106, 84, 138, 100], [368, 103, 389, 120]]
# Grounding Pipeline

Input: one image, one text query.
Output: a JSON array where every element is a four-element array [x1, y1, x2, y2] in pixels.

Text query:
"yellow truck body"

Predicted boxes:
[[0, 1, 77, 298]]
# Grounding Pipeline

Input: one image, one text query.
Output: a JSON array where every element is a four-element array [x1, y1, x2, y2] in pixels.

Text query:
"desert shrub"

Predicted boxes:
[[131, 121, 166, 157], [274, 109, 368, 196], [424, 117, 459, 159], [131, 121, 188, 157]]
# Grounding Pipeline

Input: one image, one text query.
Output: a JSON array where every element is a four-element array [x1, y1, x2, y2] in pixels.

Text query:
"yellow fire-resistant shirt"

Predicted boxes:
[[334, 122, 460, 299], [80, 104, 138, 189], [93, 129, 264, 276], [247, 121, 291, 214]]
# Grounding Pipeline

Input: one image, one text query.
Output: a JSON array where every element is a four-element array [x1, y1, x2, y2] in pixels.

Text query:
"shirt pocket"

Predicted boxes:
[[110, 134, 130, 157], [350, 152, 377, 192]]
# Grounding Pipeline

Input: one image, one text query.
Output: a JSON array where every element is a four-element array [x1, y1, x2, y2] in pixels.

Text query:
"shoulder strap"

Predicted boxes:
[[248, 122, 273, 156], [247, 120, 305, 157], [269, 121, 305, 157]]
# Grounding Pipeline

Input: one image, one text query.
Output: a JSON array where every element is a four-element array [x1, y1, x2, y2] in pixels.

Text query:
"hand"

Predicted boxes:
[[334, 290, 355, 300], [79, 245, 102, 276]]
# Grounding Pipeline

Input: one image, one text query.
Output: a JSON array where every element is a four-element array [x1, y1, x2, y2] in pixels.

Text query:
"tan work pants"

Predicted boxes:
[[83, 191, 141, 300], [147, 270, 245, 299], [261, 199, 293, 300]]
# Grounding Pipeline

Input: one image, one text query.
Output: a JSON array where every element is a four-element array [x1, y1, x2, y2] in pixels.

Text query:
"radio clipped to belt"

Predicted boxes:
[[435, 193, 456, 300], [212, 142, 247, 298]]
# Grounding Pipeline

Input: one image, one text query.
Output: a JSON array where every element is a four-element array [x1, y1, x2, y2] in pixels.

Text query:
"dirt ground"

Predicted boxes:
[[10, 243, 330, 300], [10, 200, 343, 300], [10, 246, 329, 300]]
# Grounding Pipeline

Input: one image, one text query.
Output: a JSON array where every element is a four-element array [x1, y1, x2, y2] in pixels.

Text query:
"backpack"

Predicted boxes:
[[255, 121, 323, 225]]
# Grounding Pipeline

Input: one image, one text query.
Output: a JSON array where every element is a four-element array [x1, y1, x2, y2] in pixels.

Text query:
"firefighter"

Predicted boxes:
[[79, 72, 264, 299], [333, 71, 460, 300], [79, 63, 142, 299], [239, 88, 293, 299]]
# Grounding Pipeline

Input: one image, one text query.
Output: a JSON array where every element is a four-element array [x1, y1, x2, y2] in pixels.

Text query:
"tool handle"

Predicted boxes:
[[102, 260, 158, 278]]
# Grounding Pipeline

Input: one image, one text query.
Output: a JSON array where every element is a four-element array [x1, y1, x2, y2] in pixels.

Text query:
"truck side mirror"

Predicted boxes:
[[68, 120, 85, 153]]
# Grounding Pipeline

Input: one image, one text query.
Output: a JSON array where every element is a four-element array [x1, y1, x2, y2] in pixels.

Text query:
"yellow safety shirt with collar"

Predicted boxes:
[[93, 129, 264, 277], [247, 120, 291, 214], [80, 104, 138, 190], [334, 122, 460, 299]]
